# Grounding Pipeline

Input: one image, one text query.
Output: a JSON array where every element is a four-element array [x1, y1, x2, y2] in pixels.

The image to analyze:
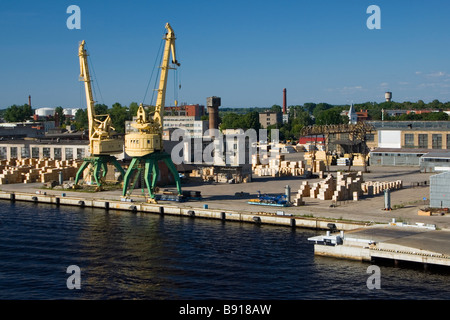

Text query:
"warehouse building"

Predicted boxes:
[[367, 121, 450, 166], [429, 171, 450, 209], [420, 151, 450, 172]]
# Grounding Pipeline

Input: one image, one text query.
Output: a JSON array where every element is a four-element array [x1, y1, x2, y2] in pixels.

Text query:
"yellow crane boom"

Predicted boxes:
[[154, 22, 180, 132]]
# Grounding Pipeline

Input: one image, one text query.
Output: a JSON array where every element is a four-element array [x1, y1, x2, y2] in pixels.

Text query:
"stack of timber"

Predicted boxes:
[[304, 151, 336, 167], [0, 158, 82, 185], [293, 171, 403, 206], [252, 153, 307, 177]]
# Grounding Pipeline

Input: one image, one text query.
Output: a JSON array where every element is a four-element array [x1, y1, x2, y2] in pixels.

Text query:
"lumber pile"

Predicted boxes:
[[252, 153, 307, 177], [0, 158, 82, 185], [293, 171, 403, 206]]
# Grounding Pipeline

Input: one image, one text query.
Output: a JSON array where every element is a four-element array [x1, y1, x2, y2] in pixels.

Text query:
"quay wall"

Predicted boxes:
[[0, 191, 366, 231]]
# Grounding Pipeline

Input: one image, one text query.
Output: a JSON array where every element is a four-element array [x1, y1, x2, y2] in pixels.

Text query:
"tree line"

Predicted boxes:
[[219, 100, 450, 141], [1, 99, 449, 141]]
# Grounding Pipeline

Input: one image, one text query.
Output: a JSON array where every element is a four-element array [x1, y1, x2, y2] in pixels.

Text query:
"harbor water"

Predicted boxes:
[[0, 201, 449, 300]]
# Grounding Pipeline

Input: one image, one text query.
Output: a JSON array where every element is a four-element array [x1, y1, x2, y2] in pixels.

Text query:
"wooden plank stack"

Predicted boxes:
[[0, 158, 82, 185], [252, 153, 307, 177], [293, 171, 403, 205]]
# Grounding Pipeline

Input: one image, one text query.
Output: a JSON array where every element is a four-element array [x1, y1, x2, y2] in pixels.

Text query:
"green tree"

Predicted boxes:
[[219, 113, 243, 130], [109, 102, 128, 133], [94, 103, 109, 115], [54, 106, 65, 127], [315, 108, 346, 125], [270, 104, 282, 113], [4, 104, 33, 122], [242, 111, 261, 131], [74, 108, 88, 130], [128, 102, 139, 118]]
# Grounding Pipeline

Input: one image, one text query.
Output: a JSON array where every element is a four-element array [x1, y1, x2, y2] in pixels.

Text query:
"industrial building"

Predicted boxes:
[[259, 111, 282, 128], [429, 171, 450, 208], [0, 122, 46, 139], [420, 151, 450, 172], [164, 104, 205, 117], [162, 116, 209, 139], [368, 121, 450, 167], [0, 139, 90, 161]]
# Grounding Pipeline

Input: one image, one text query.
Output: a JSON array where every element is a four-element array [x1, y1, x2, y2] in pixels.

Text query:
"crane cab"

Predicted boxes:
[[124, 132, 162, 157]]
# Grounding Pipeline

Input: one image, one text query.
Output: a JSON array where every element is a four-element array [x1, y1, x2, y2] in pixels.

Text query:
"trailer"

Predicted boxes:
[[248, 191, 290, 207]]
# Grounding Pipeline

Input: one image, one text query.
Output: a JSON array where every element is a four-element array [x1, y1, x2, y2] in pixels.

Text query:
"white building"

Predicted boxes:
[[163, 116, 209, 139], [348, 104, 358, 124]]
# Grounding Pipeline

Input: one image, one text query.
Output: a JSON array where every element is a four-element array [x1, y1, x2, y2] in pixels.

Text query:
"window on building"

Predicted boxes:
[[404, 134, 414, 148], [32, 147, 39, 158], [432, 134, 442, 149], [77, 148, 85, 160], [43, 148, 51, 158], [21, 147, 30, 158], [65, 148, 73, 160], [365, 134, 375, 142], [0, 147, 6, 160], [447, 134, 450, 149], [418, 134, 428, 149], [10, 147, 17, 159], [54, 148, 62, 160]]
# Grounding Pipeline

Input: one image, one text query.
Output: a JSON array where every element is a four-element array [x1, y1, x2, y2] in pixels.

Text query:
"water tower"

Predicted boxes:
[[385, 92, 392, 102]]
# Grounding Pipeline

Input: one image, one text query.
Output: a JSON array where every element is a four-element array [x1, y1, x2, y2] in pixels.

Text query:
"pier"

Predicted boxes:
[[309, 222, 450, 268]]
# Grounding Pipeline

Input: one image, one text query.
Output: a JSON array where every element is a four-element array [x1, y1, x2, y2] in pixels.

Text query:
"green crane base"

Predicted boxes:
[[74, 155, 125, 189], [122, 151, 182, 200]]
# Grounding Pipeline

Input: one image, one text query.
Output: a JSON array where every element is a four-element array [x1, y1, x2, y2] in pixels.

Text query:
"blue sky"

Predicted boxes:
[[1, 0, 450, 109]]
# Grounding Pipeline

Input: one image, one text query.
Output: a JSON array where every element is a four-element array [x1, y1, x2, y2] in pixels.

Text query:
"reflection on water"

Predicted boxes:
[[0, 201, 448, 299]]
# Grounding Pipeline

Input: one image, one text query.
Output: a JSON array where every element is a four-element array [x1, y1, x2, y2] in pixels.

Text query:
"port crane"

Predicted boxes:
[[74, 40, 125, 189], [122, 23, 182, 202]]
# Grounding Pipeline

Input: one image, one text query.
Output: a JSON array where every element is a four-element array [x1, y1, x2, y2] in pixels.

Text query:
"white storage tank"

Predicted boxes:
[[35, 107, 55, 117]]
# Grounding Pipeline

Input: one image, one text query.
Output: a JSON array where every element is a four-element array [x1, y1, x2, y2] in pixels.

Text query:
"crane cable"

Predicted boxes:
[[143, 27, 182, 108], [87, 52, 104, 107], [142, 33, 165, 106]]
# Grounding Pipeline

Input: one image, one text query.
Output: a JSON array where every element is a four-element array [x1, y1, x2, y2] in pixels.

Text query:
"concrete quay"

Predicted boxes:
[[0, 186, 366, 232], [310, 223, 450, 267]]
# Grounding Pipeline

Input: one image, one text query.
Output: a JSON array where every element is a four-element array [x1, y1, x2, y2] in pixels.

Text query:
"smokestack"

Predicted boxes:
[[207, 96, 221, 137], [282, 88, 287, 114], [28, 95, 31, 107]]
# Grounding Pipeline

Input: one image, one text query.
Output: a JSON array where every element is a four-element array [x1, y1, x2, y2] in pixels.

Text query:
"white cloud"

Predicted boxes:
[[426, 71, 446, 77]]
